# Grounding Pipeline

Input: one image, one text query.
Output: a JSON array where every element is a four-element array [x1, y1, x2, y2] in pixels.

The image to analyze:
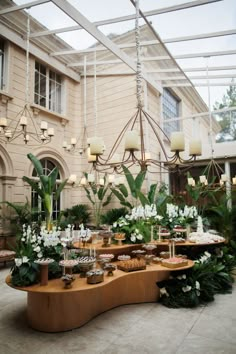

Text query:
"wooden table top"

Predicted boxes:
[[6, 260, 194, 294]]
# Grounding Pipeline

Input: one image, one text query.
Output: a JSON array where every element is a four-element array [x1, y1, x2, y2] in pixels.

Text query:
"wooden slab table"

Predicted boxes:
[[6, 261, 193, 333]]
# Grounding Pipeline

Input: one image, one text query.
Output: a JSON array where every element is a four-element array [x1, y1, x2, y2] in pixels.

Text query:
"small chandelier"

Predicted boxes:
[[1, 13, 54, 146]]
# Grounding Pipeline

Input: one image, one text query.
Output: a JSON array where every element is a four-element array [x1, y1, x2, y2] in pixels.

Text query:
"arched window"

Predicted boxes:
[[31, 158, 61, 220]]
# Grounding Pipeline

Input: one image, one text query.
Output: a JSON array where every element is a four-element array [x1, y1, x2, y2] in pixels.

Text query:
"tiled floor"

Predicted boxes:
[[1, 265, 236, 354]]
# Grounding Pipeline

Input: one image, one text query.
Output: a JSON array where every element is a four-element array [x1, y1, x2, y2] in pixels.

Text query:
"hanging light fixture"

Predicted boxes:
[[86, 0, 202, 174], [2, 12, 54, 146], [63, 56, 88, 155], [188, 58, 228, 188]]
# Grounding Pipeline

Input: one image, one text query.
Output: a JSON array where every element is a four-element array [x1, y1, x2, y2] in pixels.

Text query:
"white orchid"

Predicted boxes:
[[182, 285, 192, 292], [160, 287, 169, 297]]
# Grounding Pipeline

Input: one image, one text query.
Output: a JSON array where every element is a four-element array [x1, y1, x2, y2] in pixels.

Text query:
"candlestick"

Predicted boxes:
[[168, 241, 171, 258], [150, 225, 154, 243], [158, 226, 161, 242], [172, 241, 176, 257]]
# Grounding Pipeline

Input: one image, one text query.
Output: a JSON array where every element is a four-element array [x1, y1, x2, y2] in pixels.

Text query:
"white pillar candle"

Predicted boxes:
[[189, 139, 202, 156], [99, 178, 105, 186], [19, 115, 27, 126], [221, 174, 227, 182], [108, 174, 115, 183], [89, 137, 104, 155], [71, 137, 76, 145], [5, 129, 12, 139], [0, 117, 7, 127], [88, 173, 95, 183], [69, 174, 77, 183], [87, 147, 97, 162], [62, 141, 67, 148], [187, 177, 194, 186], [48, 128, 54, 137], [150, 225, 154, 242], [170, 132, 185, 152], [200, 175, 206, 183], [232, 177, 236, 185], [40, 121, 48, 130], [80, 177, 87, 185], [124, 130, 140, 151], [168, 242, 171, 258]]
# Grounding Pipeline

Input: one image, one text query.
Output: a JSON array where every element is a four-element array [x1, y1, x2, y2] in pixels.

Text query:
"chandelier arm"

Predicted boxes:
[[106, 110, 139, 160], [142, 110, 169, 161], [142, 108, 171, 143]]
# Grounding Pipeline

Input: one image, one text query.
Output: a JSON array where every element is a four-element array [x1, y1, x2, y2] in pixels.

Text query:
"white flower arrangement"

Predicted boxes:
[[15, 256, 29, 267], [160, 287, 169, 297]]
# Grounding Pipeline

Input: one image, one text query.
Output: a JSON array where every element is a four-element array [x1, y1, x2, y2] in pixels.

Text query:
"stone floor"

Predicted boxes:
[[1, 265, 236, 354]]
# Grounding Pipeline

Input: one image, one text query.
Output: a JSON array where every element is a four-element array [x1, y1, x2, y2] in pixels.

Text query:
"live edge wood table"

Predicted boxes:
[[6, 261, 193, 333]]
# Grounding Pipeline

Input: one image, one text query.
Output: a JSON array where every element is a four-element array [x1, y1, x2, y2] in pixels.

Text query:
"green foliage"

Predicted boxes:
[[11, 261, 39, 287], [101, 207, 128, 225], [59, 204, 91, 230], [22, 153, 68, 230], [111, 165, 154, 209], [82, 174, 113, 227], [214, 84, 236, 142], [157, 247, 236, 308], [0, 200, 41, 235]]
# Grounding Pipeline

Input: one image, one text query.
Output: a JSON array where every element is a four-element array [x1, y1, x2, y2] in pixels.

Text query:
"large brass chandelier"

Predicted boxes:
[[85, 0, 202, 175]]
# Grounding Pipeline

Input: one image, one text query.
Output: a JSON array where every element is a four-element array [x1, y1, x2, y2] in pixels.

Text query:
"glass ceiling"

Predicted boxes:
[[2, 0, 236, 107]]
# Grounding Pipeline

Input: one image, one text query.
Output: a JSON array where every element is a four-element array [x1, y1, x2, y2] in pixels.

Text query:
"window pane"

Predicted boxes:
[[34, 61, 46, 108], [162, 89, 180, 137]]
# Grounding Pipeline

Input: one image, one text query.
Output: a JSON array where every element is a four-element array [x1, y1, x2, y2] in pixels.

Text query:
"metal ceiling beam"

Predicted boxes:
[[51, 0, 162, 93], [68, 48, 236, 66], [0, 0, 50, 15], [189, 74, 236, 80], [163, 82, 236, 87], [0, 23, 80, 82], [164, 29, 236, 43], [29, 0, 223, 38], [183, 65, 236, 72], [175, 49, 236, 59], [50, 29, 236, 57], [50, 39, 160, 56]]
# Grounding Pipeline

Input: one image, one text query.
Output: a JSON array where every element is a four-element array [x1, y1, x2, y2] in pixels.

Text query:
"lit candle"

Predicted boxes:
[[88, 173, 95, 183], [172, 241, 175, 258], [87, 147, 97, 162], [0, 117, 7, 127], [80, 177, 87, 185], [99, 178, 104, 186], [71, 137, 76, 145], [108, 174, 115, 183], [150, 225, 154, 243], [40, 121, 48, 130], [89, 137, 104, 155], [19, 115, 27, 126], [221, 174, 227, 182], [48, 128, 54, 137], [69, 174, 77, 183], [170, 132, 185, 152], [124, 130, 140, 151], [189, 139, 202, 156], [199, 175, 206, 183], [168, 241, 171, 258]]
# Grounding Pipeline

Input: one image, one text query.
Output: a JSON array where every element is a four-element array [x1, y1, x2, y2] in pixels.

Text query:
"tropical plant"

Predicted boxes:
[[101, 207, 128, 226], [157, 247, 236, 308], [0, 200, 41, 235], [111, 165, 158, 209], [82, 174, 113, 228], [59, 204, 91, 230], [22, 153, 68, 230]]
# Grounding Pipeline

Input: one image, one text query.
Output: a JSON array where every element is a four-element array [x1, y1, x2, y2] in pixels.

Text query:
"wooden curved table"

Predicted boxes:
[[6, 261, 193, 333]]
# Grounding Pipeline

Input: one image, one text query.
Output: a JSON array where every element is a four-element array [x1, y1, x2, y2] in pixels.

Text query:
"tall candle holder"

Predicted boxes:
[[34, 258, 54, 286]]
